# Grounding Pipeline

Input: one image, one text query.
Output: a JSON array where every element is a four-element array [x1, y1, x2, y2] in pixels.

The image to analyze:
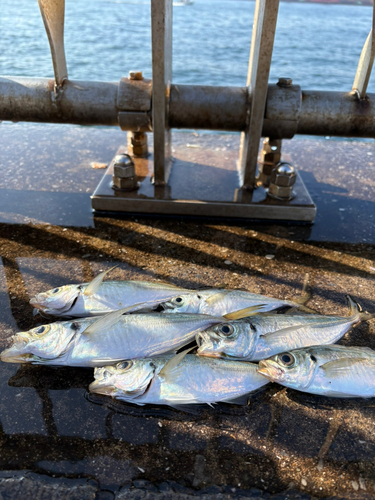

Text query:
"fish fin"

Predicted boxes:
[[223, 305, 267, 320], [91, 357, 127, 365], [221, 394, 249, 406], [204, 291, 231, 306], [288, 273, 317, 313], [81, 303, 144, 337], [83, 265, 118, 296], [158, 347, 195, 382], [346, 294, 375, 322], [322, 390, 359, 398], [320, 357, 369, 378]]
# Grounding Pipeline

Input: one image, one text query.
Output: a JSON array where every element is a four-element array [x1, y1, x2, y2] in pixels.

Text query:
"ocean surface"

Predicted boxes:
[[1, 0, 374, 92]]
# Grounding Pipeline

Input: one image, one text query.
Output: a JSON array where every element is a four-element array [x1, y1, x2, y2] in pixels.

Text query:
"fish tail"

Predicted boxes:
[[292, 273, 317, 313], [346, 295, 375, 322]]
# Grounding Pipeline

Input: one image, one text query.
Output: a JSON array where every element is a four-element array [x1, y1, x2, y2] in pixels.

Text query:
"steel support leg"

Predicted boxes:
[[151, 0, 173, 185], [352, 3, 375, 99], [37, 0, 68, 88], [239, 0, 280, 189]]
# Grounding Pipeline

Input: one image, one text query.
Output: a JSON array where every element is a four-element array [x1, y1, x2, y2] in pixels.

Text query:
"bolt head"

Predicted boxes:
[[270, 162, 296, 187], [129, 71, 143, 81], [277, 77, 293, 88]]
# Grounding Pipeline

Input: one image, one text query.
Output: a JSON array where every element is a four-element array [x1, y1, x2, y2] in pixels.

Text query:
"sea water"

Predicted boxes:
[[1, 0, 374, 92]]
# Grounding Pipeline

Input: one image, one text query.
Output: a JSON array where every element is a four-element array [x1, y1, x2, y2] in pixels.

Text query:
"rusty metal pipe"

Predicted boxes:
[[296, 90, 375, 138], [0, 76, 119, 125], [2, 76, 375, 138], [169, 84, 248, 131]]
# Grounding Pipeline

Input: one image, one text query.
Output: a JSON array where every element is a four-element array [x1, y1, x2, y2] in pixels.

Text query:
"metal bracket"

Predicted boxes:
[[151, 0, 173, 185], [37, 0, 68, 90], [91, 143, 316, 222], [238, 0, 280, 189], [352, 2, 375, 99]]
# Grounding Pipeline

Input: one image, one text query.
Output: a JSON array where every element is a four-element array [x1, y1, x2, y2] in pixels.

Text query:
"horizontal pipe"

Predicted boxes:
[[1, 76, 375, 138], [297, 90, 375, 137], [0, 76, 119, 126], [169, 84, 248, 131]]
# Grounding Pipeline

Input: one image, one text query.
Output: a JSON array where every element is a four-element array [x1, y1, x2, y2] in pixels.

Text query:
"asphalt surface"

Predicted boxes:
[[0, 123, 374, 499]]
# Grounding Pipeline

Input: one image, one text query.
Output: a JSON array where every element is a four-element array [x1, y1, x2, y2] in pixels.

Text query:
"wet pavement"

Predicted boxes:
[[0, 122, 374, 499]]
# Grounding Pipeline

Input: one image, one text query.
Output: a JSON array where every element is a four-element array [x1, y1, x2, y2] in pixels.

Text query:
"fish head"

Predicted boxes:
[[1, 322, 76, 363], [196, 320, 256, 359], [159, 293, 203, 314], [30, 284, 82, 315], [257, 349, 317, 390], [89, 359, 156, 399]]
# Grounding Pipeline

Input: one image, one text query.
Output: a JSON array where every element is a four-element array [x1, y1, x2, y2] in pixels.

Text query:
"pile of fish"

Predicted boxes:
[[1, 267, 374, 409]]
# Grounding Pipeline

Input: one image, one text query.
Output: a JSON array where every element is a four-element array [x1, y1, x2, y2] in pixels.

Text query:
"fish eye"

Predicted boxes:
[[250, 323, 257, 332], [172, 296, 185, 306], [310, 354, 317, 362], [278, 352, 295, 367], [32, 325, 50, 337], [218, 323, 234, 337], [52, 288, 60, 294], [117, 360, 133, 371]]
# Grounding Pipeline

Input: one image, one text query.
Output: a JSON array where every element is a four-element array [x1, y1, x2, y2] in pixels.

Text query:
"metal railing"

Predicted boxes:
[[1, 0, 374, 221]]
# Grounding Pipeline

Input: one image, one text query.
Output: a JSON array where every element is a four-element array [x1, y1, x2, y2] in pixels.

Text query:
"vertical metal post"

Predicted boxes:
[[239, 0, 280, 189], [38, 0, 68, 88], [151, 0, 173, 185], [352, 3, 375, 99]]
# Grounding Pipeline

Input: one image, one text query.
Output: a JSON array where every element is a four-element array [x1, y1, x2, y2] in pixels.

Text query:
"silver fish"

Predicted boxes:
[[257, 345, 375, 398], [30, 267, 190, 317], [196, 296, 374, 362], [89, 351, 269, 407], [0, 312, 227, 367], [155, 289, 297, 316]]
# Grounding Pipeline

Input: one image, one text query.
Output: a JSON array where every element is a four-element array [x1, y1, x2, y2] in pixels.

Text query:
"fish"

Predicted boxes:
[[30, 267, 190, 317], [0, 311, 229, 367], [153, 289, 300, 317], [257, 345, 375, 398], [196, 296, 374, 362], [89, 350, 269, 408]]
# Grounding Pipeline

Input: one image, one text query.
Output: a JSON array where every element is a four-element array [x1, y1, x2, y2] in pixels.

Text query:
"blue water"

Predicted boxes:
[[1, 0, 374, 92]]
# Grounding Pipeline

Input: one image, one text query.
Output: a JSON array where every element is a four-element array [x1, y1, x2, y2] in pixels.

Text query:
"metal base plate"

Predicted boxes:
[[91, 144, 316, 221]]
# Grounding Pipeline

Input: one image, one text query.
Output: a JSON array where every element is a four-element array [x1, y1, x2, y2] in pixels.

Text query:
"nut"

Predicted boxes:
[[128, 132, 147, 147], [112, 175, 139, 190], [129, 71, 143, 81], [129, 143, 149, 158], [277, 77, 293, 88], [114, 164, 136, 178], [268, 162, 296, 200], [114, 153, 134, 168], [270, 162, 296, 187]]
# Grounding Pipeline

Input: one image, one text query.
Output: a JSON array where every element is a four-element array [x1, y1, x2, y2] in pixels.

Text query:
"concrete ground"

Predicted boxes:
[[0, 123, 374, 499]]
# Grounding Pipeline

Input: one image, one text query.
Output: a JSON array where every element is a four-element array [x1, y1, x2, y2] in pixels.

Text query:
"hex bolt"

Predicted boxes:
[[268, 162, 297, 201], [112, 153, 139, 191], [129, 70, 143, 81], [257, 138, 282, 187], [277, 77, 293, 88]]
